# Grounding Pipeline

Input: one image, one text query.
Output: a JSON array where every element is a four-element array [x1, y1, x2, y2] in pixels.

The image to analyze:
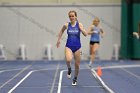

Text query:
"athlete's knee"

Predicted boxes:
[[66, 56, 72, 62], [66, 60, 70, 63], [91, 51, 96, 55], [66, 59, 71, 64], [75, 61, 80, 67]]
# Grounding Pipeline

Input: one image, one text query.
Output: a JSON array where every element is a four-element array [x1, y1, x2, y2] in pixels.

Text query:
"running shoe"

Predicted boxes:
[[67, 68, 71, 79], [72, 78, 77, 86], [88, 61, 92, 67]]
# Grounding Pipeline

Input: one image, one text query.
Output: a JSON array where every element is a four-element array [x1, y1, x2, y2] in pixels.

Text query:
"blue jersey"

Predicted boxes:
[[90, 25, 101, 42], [66, 21, 81, 47]]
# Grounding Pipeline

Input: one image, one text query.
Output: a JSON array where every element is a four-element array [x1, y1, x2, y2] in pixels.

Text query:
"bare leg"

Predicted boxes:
[[72, 49, 81, 85], [89, 43, 99, 66], [65, 47, 73, 68], [65, 47, 73, 78], [73, 49, 81, 78]]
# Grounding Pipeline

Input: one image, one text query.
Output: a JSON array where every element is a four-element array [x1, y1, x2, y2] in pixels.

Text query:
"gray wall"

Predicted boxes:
[[0, 0, 121, 4], [0, 4, 121, 60]]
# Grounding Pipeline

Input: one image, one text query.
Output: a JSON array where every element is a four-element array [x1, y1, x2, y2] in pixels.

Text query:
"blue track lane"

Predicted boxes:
[[0, 60, 140, 93], [59, 69, 106, 93]]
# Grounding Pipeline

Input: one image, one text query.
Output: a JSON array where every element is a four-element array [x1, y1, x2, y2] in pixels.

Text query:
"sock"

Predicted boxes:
[[68, 68, 71, 75], [73, 76, 77, 80]]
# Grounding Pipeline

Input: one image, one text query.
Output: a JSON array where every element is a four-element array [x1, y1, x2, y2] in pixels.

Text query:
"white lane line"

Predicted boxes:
[[0, 71, 4, 74], [8, 68, 60, 93], [61, 85, 102, 88], [0, 64, 32, 89], [0, 68, 61, 73], [1, 64, 139, 73], [0, 69, 22, 73], [9, 85, 102, 89], [50, 63, 60, 93], [8, 71, 34, 93], [85, 63, 115, 93], [91, 69, 115, 93], [93, 64, 140, 70], [121, 68, 140, 79], [57, 70, 66, 93]]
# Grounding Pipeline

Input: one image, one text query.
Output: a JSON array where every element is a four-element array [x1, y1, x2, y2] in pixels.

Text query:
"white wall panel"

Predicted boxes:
[[0, 5, 121, 60]]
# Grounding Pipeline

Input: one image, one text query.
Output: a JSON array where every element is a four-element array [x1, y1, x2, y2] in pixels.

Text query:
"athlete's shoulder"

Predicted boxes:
[[64, 22, 69, 29], [91, 25, 94, 28], [78, 22, 83, 28], [78, 22, 82, 25], [90, 25, 94, 29]]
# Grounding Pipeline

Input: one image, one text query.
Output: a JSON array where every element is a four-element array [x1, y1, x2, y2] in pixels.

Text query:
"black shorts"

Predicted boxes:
[[90, 41, 100, 45]]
